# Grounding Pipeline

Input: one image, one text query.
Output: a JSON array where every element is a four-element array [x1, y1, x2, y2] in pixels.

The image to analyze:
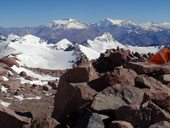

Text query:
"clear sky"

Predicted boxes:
[[0, 0, 170, 27]]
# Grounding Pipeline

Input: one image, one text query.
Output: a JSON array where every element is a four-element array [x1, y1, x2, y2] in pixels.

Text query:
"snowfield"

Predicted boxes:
[[8, 35, 77, 70], [0, 33, 160, 70]]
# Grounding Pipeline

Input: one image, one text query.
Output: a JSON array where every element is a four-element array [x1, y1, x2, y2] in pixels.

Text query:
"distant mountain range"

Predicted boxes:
[[1, 18, 170, 46]]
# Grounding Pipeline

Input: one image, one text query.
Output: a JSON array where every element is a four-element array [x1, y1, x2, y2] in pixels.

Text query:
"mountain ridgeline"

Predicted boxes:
[[1, 18, 170, 46]]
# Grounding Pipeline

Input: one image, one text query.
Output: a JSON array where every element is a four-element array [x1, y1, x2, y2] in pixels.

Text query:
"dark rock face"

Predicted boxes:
[[109, 121, 134, 128], [91, 85, 144, 112], [19, 71, 27, 77], [115, 102, 170, 128], [0, 105, 31, 128], [74, 111, 104, 128], [93, 49, 131, 73]]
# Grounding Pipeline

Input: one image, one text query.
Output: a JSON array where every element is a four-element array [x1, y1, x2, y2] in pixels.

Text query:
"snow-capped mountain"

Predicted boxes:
[[52, 39, 73, 50], [48, 18, 88, 30], [0, 34, 7, 41], [96, 18, 137, 27], [0, 33, 160, 70], [1, 18, 170, 46], [86, 32, 159, 54], [139, 22, 170, 31], [86, 32, 125, 53]]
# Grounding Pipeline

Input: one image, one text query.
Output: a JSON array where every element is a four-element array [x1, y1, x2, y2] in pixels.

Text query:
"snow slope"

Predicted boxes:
[[77, 45, 100, 60], [8, 35, 77, 70], [1, 33, 160, 70]]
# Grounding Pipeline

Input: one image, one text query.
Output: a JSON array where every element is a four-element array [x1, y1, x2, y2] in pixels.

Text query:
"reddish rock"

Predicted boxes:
[[60, 63, 98, 83], [91, 84, 144, 112], [2, 80, 21, 92], [0, 56, 19, 67], [135, 76, 170, 113], [31, 116, 60, 128], [109, 121, 134, 128], [126, 62, 170, 75], [89, 67, 137, 92], [103, 67, 137, 86], [0, 75, 4, 82], [52, 82, 97, 122], [0, 104, 31, 128], [0, 65, 8, 76]]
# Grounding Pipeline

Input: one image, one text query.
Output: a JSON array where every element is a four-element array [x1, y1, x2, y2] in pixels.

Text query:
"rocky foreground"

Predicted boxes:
[[0, 48, 170, 128]]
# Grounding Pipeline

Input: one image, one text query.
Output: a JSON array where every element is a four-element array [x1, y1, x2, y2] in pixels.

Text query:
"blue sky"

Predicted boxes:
[[0, 0, 170, 27]]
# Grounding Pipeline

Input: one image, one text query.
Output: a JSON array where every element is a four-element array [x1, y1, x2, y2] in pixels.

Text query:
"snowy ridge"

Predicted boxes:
[[139, 22, 170, 31], [1, 33, 160, 70], [104, 18, 136, 26], [48, 18, 88, 30]]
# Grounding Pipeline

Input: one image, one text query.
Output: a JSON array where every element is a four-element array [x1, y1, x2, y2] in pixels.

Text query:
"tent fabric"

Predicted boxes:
[[148, 48, 170, 64]]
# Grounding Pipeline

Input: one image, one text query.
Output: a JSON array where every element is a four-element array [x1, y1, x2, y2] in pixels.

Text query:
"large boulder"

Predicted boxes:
[[60, 63, 98, 83], [0, 56, 19, 67], [126, 62, 170, 75], [0, 105, 31, 128], [103, 67, 137, 86], [115, 102, 170, 128], [52, 82, 97, 122], [135, 76, 170, 113], [52, 63, 98, 122], [91, 84, 144, 112], [109, 121, 134, 128], [89, 67, 137, 92]]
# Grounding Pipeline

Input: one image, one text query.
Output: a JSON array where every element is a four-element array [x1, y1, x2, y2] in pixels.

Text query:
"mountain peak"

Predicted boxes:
[[94, 32, 115, 43], [48, 18, 88, 30], [103, 18, 136, 26]]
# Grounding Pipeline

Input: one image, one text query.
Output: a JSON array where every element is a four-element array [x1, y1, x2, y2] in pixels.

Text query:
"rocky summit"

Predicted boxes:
[[1, 48, 170, 128]]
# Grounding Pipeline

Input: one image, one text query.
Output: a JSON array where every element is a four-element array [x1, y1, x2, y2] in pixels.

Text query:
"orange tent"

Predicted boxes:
[[148, 48, 170, 64]]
